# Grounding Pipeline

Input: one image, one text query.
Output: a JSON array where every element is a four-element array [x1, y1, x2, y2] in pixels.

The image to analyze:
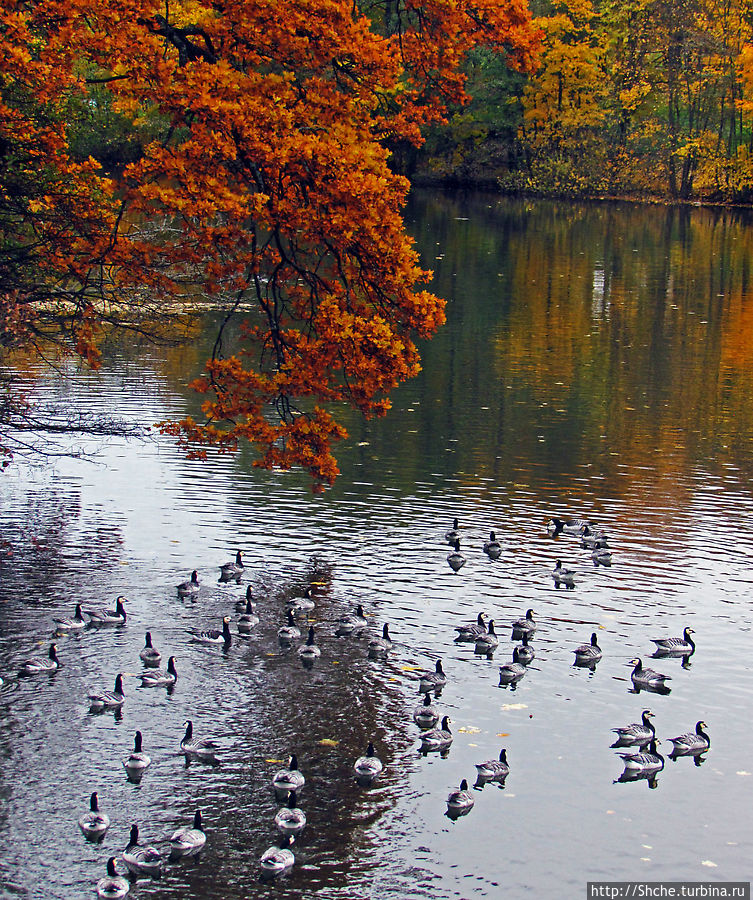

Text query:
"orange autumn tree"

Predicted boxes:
[[2, 0, 538, 486]]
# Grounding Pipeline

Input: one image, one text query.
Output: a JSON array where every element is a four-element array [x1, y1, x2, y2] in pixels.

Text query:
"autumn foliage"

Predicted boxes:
[[0, 0, 539, 486]]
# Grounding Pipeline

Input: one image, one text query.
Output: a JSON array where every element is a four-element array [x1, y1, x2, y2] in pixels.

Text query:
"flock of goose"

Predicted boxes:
[[10, 550, 398, 897], [9, 513, 710, 894], [431, 515, 710, 811]]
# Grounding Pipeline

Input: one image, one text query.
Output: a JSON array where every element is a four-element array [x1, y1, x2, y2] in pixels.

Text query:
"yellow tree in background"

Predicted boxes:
[[520, 0, 607, 193]]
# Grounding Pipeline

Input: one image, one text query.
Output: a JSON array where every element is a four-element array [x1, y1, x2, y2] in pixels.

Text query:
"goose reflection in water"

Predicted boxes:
[[613, 769, 662, 790], [615, 739, 664, 788]]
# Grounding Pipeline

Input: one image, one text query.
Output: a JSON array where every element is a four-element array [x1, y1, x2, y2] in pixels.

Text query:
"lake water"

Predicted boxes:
[[0, 191, 752, 899]]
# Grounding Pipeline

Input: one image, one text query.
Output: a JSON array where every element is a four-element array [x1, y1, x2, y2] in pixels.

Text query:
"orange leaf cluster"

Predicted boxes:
[[1, 0, 539, 486]]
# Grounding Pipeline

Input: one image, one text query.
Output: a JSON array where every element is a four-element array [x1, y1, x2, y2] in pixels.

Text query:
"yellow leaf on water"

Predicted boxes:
[[265, 759, 284, 764], [458, 726, 481, 734], [401, 665, 421, 672], [496, 732, 510, 737], [319, 738, 339, 747]]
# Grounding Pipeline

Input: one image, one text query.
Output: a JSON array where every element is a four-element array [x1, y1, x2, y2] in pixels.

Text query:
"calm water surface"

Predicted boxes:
[[1, 191, 752, 899]]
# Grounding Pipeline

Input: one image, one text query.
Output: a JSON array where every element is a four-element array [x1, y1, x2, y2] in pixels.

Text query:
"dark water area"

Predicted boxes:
[[0, 190, 752, 899]]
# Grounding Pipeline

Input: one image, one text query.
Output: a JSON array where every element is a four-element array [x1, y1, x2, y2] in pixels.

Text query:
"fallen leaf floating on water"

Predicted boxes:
[[318, 738, 339, 747], [496, 733, 510, 738], [458, 726, 481, 734]]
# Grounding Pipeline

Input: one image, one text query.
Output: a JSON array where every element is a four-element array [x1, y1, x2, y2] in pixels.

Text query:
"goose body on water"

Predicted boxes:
[[274, 792, 306, 836], [413, 693, 440, 730], [88, 674, 125, 711], [446, 779, 474, 817], [139, 632, 161, 667], [651, 627, 696, 656], [140, 656, 177, 687], [180, 720, 219, 764], [483, 531, 502, 560], [236, 584, 255, 613], [475, 748, 510, 781], [335, 604, 368, 636], [580, 525, 609, 549], [514, 632, 535, 665], [454, 612, 486, 643], [354, 742, 383, 782], [190, 616, 232, 648], [591, 547, 613, 567], [96, 857, 129, 899], [611, 710, 656, 748], [618, 738, 664, 773], [447, 539, 466, 573], [272, 755, 305, 795], [278, 611, 302, 643], [552, 560, 576, 587], [512, 609, 536, 636], [177, 570, 200, 598], [85, 596, 127, 626], [475, 619, 499, 654], [629, 658, 671, 690], [418, 659, 447, 693], [53, 604, 86, 632], [286, 586, 315, 615], [237, 599, 259, 633], [368, 623, 392, 658], [79, 792, 110, 842], [297, 626, 321, 660], [169, 810, 206, 859], [574, 632, 602, 665], [444, 518, 460, 543], [18, 643, 60, 676], [259, 836, 295, 878], [668, 721, 710, 755], [547, 517, 592, 537], [122, 824, 162, 878], [498, 647, 527, 685], [219, 550, 244, 579], [123, 730, 151, 779], [419, 715, 453, 753]]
